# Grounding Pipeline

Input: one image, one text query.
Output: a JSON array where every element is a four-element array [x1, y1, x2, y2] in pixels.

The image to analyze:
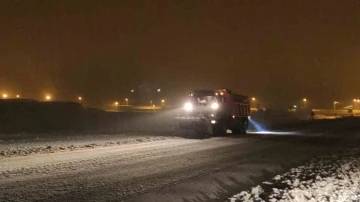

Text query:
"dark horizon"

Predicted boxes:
[[1, 1, 360, 108]]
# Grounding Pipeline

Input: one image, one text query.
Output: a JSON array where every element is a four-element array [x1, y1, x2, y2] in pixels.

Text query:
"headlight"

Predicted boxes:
[[184, 102, 193, 111], [211, 102, 219, 109]]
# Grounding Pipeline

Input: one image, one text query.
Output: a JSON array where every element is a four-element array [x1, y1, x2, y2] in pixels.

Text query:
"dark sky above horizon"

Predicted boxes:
[[1, 0, 360, 107]]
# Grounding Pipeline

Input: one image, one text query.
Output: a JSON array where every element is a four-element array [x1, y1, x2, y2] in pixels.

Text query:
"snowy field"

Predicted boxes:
[[230, 148, 360, 202]]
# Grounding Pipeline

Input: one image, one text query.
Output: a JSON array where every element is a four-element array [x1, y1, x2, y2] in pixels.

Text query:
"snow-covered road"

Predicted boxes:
[[1, 132, 347, 202]]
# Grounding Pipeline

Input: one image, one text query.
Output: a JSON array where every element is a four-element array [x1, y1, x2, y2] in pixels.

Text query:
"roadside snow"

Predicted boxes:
[[230, 148, 360, 202], [0, 134, 179, 157]]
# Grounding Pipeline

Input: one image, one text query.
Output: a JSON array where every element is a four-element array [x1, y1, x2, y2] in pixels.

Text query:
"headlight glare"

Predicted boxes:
[[184, 102, 193, 111], [211, 102, 219, 109]]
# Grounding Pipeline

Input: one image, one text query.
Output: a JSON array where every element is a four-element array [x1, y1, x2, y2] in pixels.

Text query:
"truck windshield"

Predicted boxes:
[[190, 95, 218, 106]]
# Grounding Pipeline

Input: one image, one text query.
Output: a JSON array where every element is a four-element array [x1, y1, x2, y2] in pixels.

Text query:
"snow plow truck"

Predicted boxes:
[[176, 89, 250, 137]]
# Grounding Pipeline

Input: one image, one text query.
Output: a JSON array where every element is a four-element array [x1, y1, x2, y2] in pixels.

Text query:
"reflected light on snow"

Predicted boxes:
[[248, 116, 266, 132], [248, 131, 300, 135], [248, 117, 300, 135]]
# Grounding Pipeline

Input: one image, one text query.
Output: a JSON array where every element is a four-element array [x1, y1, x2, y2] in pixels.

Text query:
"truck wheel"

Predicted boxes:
[[212, 121, 226, 137], [241, 117, 249, 134], [231, 119, 242, 134]]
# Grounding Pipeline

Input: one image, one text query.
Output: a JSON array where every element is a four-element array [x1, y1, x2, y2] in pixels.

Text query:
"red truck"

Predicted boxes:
[[176, 89, 250, 137]]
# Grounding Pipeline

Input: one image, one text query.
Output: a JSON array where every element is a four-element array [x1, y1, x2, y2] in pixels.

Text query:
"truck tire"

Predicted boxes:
[[232, 117, 249, 134], [212, 121, 226, 137], [241, 117, 249, 134], [231, 118, 243, 134]]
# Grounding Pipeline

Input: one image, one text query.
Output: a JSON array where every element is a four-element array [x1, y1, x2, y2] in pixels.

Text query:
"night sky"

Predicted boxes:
[[1, 0, 360, 108]]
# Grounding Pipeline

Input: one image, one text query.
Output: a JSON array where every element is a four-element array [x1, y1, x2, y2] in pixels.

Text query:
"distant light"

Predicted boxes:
[[157, 89, 161, 92], [215, 93, 218, 96], [354, 99, 357, 102], [220, 92, 224, 95], [232, 115, 235, 118], [252, 97, 256, 101], [114, 101, 119, 106], [211, 120, 216, 124], [303, 98, 307, 102], [161, 99, 165, 103], [2, 94, 8, 99], [294, 105, 297, 108], [16, 95, 20, 98], [45, 95, 51, 101], [125, 98, 128, 101], [152, 105, 155, 107], [78, 96, 82, 101], [131, 89, 134, 93], [357, 99, 360, 103]]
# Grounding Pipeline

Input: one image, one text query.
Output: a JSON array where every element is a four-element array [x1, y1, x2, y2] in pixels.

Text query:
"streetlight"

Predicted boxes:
[[303, 98, 307, 108], [16, 95, 20, 98], [334, 101, 340, 110], [353, 99, 356, 110], [131, 89, 134, 93], [161, 99, 165, 103], [78, 96, 82, 101], [2, 93, 8, 99], [114, 101, 119, 106], [125, 98, 128, 105], [157, 89, 161, 92], [45, 95, 51, 101], [353, 99, 359, 109], [251, 97, 256, 108]]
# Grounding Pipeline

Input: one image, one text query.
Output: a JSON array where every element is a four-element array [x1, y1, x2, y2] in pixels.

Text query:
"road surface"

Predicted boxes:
[[0, 132, 353, 202]]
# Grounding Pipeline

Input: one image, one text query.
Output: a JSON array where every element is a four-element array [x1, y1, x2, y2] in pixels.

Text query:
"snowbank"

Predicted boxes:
[[0, 134, 179, 157], [230, 148, 360, 202]]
